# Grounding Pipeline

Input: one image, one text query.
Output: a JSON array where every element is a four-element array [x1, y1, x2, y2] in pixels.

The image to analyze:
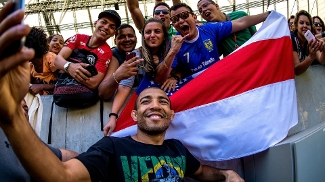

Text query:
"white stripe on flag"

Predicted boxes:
[[165, 79, 298, 161]]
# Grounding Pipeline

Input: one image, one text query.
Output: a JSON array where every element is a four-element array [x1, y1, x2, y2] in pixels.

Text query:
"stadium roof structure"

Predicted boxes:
[[0, 0, 324, 47]]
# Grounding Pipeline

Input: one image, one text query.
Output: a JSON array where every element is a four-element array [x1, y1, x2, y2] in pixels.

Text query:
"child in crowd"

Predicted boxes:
[[25, 27, 59, 95], [48, 34, 65, 55]]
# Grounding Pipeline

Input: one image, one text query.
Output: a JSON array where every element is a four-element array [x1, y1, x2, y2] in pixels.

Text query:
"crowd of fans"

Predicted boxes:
[[1, 0, 325, 181]]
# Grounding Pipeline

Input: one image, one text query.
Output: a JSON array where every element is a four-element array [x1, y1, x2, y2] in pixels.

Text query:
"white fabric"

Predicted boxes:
[[24, 93, 43, 137]]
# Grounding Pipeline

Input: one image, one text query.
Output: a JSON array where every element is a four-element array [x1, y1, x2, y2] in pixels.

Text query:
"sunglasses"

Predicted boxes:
[[314, 22, 323, 27], [154, 9, 170, 15], [170, 11, 192, 24]]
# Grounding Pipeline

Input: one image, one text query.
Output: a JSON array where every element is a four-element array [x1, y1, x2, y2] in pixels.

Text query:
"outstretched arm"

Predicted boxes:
[[0, 3, 91, 181], [231, 11, 269, 33], [192, 165, 244, 182], [126, 0, 145, 32], [103, 84, 132, 136]]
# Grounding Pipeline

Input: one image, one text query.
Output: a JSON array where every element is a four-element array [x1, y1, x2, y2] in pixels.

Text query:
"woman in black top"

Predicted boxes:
[[291, 10, 325, 75]]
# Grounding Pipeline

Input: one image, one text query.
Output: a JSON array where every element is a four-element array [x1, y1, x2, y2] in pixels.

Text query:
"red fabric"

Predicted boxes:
[[171, 37, 294, 112]]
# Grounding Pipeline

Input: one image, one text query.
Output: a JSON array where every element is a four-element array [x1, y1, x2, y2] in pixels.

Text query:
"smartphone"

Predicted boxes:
[[304, 30, 316, 42], [126, 52, 136, 61], [0, 0, 25, 59], [86, 65, 98, 77]]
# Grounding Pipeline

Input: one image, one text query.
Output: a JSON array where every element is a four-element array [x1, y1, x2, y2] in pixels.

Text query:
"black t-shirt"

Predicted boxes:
[[76, 136, 200, 182], [291, 31, 319, 65]]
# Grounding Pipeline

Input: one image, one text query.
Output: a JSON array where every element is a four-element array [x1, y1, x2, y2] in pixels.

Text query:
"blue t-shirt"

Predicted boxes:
[[173, 21, 232, 76]]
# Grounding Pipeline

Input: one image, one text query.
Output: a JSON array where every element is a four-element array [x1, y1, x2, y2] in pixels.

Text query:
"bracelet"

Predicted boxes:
[[162, 61, 169, 69], [171, 75, 180, 82], [112, 72, 119, 84], [109, 113, 118, 119], [322, 31, 325, 38]]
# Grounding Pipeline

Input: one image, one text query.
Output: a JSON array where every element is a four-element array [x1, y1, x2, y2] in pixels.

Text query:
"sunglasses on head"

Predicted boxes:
[[154, 9, 170, 15], [314, 22, 323, 27], [170, 11, 192, 24]]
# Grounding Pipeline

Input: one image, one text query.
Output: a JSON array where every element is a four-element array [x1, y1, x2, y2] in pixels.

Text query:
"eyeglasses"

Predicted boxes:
[[154, 9, 170, 15], [289, 22, 293, 26], [198, 2, 212, 14], [314, 22, 323, 27], [170, 11, 192, 24]]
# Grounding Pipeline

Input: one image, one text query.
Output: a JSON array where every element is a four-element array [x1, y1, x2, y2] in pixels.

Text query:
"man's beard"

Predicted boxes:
[[138, 122, 170, 135], [137, 113, 171, 136]]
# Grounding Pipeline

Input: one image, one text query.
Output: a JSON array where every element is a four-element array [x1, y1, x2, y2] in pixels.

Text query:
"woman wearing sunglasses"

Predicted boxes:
[[312, 16, 325, 35], [292, 10, 325, 76], [313, 16, 325, 41]]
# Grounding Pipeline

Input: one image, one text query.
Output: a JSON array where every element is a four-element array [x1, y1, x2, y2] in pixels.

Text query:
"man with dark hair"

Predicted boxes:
[[197, 0, 257, 57], [1, 72, 244, 181], [126, 0, 178, 38], [54, 9, 123, 101], [288, 15, 295, 32], [98, 23, 143, 101], [112, 24, 138, 66], [99, 23, 145, 136]]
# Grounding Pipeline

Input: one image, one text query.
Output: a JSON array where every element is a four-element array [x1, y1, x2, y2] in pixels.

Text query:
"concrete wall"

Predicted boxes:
[[289, 64, 325, 136]]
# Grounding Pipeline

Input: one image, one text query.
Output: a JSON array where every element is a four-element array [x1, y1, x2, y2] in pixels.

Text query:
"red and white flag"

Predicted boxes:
[[112, 11, 298, 161]]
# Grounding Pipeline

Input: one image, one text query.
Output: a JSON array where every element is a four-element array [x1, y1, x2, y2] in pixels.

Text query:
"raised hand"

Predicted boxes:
[[161, 77, 177, 93], [170, 34, 189, 55], [103, 117, 117, 136], [66, 62, 91, 82], [113, 56, 144, 81], [0, 2, 35, 123]]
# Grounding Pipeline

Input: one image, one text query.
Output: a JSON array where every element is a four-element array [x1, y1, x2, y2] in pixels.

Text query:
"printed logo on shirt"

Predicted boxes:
[[97, 47, 104, 54], [120, 155, 186, 181], [87, 55, 96, 65], [203, 39, 213, 52], [66, 35, 77, 45], [80, 41, 86, 46]]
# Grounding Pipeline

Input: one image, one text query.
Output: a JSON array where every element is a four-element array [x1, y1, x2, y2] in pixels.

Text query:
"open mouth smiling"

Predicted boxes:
[[146, 112, 164, 119], [100, 30, 108, 35], [181, 25, 189, 32], [204, 12, 211, 18]]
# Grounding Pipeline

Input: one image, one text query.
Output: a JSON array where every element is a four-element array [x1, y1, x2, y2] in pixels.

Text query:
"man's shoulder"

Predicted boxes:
[[200, 21, 231, 28], [164, 138, 183, 146], [169, 25, 178, 36], [227, 11, 249, 19], [74, 34, 90, 40]]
